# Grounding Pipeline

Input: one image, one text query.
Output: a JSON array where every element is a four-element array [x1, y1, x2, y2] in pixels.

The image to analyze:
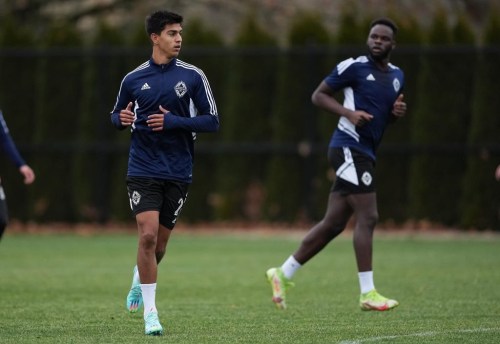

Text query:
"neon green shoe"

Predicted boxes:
[[360, 289, 399, 311], [126, 266, 142, 313], [265, 267, 294, 310], [144, 312, 163, 336]]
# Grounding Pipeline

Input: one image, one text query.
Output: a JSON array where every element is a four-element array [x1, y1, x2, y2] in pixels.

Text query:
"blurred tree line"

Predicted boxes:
[[0, 9, 499, 230]]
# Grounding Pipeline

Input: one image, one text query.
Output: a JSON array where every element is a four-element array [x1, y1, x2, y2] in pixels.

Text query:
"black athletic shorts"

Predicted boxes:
[[328, 147, 376, 195], [126, 177, 189, 230]]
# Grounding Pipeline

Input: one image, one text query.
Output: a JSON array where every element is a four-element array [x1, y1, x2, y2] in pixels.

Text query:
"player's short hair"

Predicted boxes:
[[145, 10, 183, 36], [370, 17, 398, 37]]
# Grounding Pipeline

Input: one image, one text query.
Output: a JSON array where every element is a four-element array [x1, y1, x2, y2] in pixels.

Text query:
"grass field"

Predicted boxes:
[[1, 229, 499, 343]]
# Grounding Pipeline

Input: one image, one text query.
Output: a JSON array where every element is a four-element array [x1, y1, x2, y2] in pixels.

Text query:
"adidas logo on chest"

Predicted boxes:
[[141, 83, 151, 90], [366, 74, 376, 81]]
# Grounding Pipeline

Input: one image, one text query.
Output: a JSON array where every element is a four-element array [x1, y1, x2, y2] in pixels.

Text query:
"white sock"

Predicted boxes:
[[358, 271, 375, 294], [132, 265, 140, 286], [281, 255, 302, 279], [140, 283, 158, 318]]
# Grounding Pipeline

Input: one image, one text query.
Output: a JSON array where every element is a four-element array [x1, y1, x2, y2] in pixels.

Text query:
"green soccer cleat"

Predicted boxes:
[[265, 267, 295, 310], [144, 311, 163, 336], [126, 266, 143, 313], [360, 289, 399, 311]]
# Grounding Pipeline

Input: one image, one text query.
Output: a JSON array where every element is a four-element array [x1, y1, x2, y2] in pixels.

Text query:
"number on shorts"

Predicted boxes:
[[172, 196, 187, 223]]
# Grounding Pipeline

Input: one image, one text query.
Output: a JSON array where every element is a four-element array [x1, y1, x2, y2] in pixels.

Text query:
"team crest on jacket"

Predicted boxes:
[[175, 81, 187, 97], [393, 78, 401, 92]]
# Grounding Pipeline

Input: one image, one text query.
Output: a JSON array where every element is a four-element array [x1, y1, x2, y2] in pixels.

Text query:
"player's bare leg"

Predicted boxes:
[[136, 211, 160, 284], [155, 224, 171, 264], [136, 211, 164, 335], [349, 193, 377, 272], [294, 192, 352, 264], [266, 192, 352, 309], [349, 193, 398, 311], [127, 217, 170, 313]]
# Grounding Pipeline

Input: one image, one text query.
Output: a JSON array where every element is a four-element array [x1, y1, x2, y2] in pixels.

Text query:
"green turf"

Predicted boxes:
[[0, 231, 499, 343]]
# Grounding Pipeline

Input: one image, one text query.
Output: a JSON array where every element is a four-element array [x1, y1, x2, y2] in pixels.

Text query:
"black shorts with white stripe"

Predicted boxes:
[[328, 147, 376, 195], [126, 177, 189, 229]]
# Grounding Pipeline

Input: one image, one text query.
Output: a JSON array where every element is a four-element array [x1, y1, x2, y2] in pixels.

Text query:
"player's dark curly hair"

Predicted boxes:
[[145, 10, 183, 36], [370, 18, 398, 36]]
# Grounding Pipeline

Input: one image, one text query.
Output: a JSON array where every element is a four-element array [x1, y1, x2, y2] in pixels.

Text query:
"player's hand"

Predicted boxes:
[[120, 102, 135, 126], [19, 165, 35, 185], [495, 165, 500, 181], [346, 110, 373, 127], [392, 94, 406, 118], [147, 105, 169, 131]]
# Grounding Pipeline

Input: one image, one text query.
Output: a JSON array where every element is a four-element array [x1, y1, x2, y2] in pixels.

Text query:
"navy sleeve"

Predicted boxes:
[[110, 76, 133, 130], [163, 112, 219, 132], [0, 110, 26, 167], [164, 70, 219, 133], [324, 58, 357, 91]]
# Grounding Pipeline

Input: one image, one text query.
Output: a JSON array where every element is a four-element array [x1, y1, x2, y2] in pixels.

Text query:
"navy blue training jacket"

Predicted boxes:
[[111, 57, 219, 183]]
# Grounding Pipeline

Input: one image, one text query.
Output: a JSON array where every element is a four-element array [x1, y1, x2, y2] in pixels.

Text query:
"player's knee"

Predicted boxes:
[[358, 211, 378, 228], [139, 231, 157, 249]]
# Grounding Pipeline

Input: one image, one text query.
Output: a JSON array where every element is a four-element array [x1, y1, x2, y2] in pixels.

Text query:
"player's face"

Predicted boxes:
[[367, 24, 395, 61], [152, 23, 182, 59]]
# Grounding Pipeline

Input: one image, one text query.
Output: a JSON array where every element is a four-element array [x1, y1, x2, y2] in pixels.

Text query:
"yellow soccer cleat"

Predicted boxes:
[[360, 289, 399, 311], [265, 267, 295, 310]]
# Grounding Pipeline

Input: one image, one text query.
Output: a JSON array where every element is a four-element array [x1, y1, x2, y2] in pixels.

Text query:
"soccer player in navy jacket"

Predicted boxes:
[[0, 110, 35, 241], [111, 10, 219, 335], [266, 18, 406, 311]]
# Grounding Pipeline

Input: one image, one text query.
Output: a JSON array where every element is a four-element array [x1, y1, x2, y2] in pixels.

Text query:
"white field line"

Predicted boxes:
[[339, 327, 500, 344]]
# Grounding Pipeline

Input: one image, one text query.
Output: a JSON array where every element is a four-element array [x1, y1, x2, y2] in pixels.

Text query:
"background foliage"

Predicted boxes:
[[0, 7, 499, 230]]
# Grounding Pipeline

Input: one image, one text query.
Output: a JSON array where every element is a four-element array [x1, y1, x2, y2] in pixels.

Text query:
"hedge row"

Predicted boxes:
[[0, 11, 499, 230]]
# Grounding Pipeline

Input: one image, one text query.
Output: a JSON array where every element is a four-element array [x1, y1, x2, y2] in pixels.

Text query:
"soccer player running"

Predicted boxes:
[[266, 18, 406, 311], [111, 10, 219, 335], [0, 109, 36, 241]]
